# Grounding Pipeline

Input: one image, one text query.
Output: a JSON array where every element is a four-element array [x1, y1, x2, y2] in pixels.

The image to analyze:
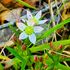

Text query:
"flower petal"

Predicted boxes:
[[20, 16, 26, 22], [39, 19, 48, 24], [27, 20, 35, 26], [16, 22, 26, 31], [19, 32, 28, 40], [34, 26, 44, 33], [29, 34, 36, 44], [27, 10, 33, 20], [35, 10, 42, 20]]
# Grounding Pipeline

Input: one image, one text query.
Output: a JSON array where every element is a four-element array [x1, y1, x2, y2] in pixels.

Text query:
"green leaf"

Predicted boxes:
[[56, 63, 70, 70], [30, 39, 70, 53], [35, 62, 43, 70], [46, 64, 54, 70], [6, 47, 26, 69], [60, 58, 70, 62], [27, 48, 32, 56], [0, 63, 4, 70], [46, 58, 53, 66], [37, 18, 70, 42], [9, 25, 19, 36], [15, 0, 36, 9], [21, 62, 26, 70], [13, 58, 21, 70]]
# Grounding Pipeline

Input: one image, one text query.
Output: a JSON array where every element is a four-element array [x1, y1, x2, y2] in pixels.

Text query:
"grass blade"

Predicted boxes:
[[15, 0, 36, 9]]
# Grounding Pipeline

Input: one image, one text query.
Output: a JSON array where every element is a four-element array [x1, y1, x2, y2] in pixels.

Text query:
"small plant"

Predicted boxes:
[[0, 0, 70, 70], [6, 10, 70, 70]]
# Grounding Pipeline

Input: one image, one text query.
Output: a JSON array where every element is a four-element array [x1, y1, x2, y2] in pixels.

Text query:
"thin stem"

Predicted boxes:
[[63, 61, 69, 67], [48, 0, 57, 41], [52, 51, 70, 58]]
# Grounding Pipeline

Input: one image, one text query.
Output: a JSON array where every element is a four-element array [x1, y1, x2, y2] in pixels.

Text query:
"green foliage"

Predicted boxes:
[[0, 63, 4, 70], [56, 63, 70, 70], [6, 47, 27, 70], [37, 18, 70, 42], [7, 18, 70, 69], [9, 25, 20, 36], [30, 39, 70, 53]]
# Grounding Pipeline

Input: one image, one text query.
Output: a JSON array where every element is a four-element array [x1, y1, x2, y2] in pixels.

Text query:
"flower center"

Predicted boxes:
[[33, 17, 39, 24], [25, 26, 34, 35]]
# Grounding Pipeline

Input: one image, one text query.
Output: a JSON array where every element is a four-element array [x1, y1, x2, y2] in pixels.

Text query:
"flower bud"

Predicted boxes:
[[34, 55, 38, 62], [49, 41, 53, 48], [22, 44, 26, 50], [11, 36, 17, 42], [39, 56, 43, 62], [59, 44, 63, 49]]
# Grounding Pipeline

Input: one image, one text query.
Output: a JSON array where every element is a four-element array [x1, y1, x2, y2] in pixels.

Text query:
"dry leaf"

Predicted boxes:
[[0, 0, 12, 4], [0, 3, 9, 24], [0, 3, 9, 13], [0, 40, 14, 48], [62, 2, 70, 20], [0, 0, 39, 24], [0, 0, 23, 9], [0, 8, 22, 24], [4, 40, 14, 47]]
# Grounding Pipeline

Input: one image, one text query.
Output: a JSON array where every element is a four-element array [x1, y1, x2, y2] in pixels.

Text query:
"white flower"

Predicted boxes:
[[16, 22, 43, 44], [26, 10, 48, 26], [16, 10, 48, 44]]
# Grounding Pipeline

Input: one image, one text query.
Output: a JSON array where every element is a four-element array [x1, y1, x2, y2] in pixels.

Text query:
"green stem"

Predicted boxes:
[[15, 0, 36, 10]]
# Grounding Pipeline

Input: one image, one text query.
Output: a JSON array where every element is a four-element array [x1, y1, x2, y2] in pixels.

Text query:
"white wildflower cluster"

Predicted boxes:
[[16, 10, 47, 44]]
